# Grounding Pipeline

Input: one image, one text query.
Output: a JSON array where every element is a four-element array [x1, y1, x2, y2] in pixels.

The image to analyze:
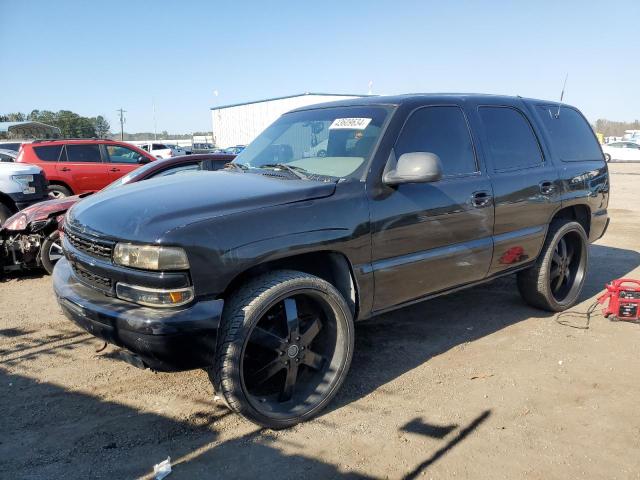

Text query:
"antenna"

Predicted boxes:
[[555, 73, 568, 118]]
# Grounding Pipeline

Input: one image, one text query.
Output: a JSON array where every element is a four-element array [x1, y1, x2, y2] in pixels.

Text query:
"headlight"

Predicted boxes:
[[3, 212, 27, 231], [12, 174, 36, 194], [116, 283, 194, 307], [113, 243, 189, 270]]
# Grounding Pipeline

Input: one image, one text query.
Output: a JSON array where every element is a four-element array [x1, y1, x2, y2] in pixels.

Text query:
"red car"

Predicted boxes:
[[16, 139, 156, 198]]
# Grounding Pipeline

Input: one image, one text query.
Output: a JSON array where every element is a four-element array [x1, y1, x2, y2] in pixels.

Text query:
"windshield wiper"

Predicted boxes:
[[225, 162, 249, 172], [260, 163, 309, 180]]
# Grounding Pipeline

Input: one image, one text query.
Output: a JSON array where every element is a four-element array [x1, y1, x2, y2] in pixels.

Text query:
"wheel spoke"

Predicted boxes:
[[248, 358, 285, 386], [283, 298, 299, 338], [300, 316, 322, 345], [553, 273, 566, 292], [280, 361, 299, 402], [565, 242, 575, 265], [558, 237, 568, 261], [550, 265, 561, 279], [552, 251, 562, 265], [250, 327, 285, 352], [302, 350, 326, 371]]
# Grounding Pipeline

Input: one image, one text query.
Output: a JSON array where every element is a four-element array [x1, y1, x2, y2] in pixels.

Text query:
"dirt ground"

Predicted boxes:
[[1, 163, 639, 480]]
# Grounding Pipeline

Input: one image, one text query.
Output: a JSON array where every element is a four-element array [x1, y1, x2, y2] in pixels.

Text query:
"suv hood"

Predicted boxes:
[[67, 171, 337, 241]]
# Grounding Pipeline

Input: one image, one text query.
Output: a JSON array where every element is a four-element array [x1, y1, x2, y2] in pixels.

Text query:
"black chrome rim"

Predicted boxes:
[[241, 290, 342, 418], [549, 231, 586, 302]]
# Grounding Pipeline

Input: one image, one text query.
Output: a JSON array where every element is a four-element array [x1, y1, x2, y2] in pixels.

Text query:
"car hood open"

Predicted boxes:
[[67, 170, 337, 242]]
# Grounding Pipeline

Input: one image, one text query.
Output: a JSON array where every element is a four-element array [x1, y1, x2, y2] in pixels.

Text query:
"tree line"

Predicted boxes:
[[1, 111, 212, 140], [0, 111, 110, 138], [593, 119, 640, 137]]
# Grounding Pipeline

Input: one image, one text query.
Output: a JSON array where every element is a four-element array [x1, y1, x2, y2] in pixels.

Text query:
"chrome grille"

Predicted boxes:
[[65, 228, 114, 260]]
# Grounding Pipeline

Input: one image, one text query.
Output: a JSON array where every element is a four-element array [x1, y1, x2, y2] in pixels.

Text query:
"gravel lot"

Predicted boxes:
[[1, 163, 639, 479]]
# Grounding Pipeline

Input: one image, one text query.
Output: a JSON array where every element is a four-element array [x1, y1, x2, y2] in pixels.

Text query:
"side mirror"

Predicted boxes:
[[138, 157, 151, 164], [383, 152, 443, 186]]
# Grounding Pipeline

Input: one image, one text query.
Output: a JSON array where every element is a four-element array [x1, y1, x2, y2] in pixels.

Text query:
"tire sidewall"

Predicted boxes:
[[40, 231, 61, 275], [541, 221, 589, 310], [217, 272, 354, 429]]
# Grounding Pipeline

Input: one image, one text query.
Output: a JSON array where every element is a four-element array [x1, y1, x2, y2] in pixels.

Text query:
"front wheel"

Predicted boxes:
[[211, 270, 354, 429], [40, 231, 63, 275], [604, 153, 611, 162], [517, 220, 589, 311]]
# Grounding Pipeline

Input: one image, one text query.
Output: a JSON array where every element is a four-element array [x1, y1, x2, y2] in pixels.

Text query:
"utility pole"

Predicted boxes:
[[152, 99, 157, 140], [117, 108, 126, 141]]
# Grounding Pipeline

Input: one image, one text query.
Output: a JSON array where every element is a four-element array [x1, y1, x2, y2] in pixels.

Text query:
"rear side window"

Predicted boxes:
[[395, 106, 477, 176], [479, 106, 543, 171], [152, 144, 168, 150], [536, 106, 602, 162], [33, 145, 63, 161], [66, 144, 102, 163]]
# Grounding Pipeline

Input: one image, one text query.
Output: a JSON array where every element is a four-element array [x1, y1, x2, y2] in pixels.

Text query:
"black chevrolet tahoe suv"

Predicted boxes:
[[54, 94, 609, 428]]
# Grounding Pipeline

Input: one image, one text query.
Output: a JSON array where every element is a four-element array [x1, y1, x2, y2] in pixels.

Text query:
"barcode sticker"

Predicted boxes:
[[329, 118, 372, 130]]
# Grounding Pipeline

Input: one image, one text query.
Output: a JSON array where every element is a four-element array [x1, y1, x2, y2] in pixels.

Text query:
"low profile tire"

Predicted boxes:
[[40, 231, 63, 275], [0, 203, 12, 225], [517, 220, 589, 312], [48, 184, 71, 199], [211, 270, 354, 429], [604, 153, 611, 162]]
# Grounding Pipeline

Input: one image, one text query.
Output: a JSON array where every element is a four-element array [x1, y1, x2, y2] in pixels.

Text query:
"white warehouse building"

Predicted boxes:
[[210, 93, 367, 148]]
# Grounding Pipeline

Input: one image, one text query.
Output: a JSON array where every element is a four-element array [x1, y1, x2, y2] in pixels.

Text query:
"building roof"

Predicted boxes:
[[210, 92, 372, 111], [0, 121, 61, 138]]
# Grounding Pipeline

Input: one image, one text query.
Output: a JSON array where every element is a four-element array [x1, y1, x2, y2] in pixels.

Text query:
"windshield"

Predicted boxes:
[[233, 106, 391, 179]]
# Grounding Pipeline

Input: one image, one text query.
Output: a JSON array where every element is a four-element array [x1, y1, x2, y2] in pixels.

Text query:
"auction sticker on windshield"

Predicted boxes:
[[329, 118, 372, 130]]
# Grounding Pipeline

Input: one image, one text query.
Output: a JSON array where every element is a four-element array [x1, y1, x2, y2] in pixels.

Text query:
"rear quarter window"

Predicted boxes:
[[33, 145, 63, 161], [536, 106, 603, 162]]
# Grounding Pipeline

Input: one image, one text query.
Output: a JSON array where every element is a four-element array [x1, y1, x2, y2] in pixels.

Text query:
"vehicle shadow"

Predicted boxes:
[[331, 243, 640, 411], [0, 269, 47, 283], [0, 369, 368, 479], [0, 328, 93, 366], [1, 367, 491, 479]]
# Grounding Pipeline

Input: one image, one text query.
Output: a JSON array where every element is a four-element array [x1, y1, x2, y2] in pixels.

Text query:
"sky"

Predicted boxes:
[[1, 0, 639, 133]]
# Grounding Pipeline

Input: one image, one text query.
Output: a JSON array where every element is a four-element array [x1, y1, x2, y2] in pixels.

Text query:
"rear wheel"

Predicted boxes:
[[517, 220, 589, 311], [40, 231, 63, 275], [48, 185, 71, 199], [211, 270, 354, 429], [604, 153, 611, 162]]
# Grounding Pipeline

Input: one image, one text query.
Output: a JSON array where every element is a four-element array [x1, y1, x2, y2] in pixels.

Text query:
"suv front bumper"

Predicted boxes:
[[53, 257, 223, 371]]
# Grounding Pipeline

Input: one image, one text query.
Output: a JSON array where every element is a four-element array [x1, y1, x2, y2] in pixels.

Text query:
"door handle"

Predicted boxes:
[[109, 168, 120, 172], [471, 190, 492, 208], [60, 167, 71, 172], [539, 181, 555, 195]]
